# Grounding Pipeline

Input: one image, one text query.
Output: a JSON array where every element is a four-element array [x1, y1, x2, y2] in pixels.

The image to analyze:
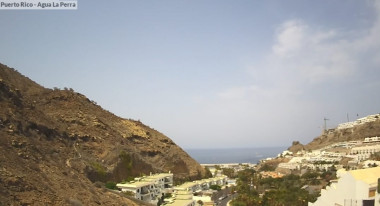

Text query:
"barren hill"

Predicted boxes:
[[288, 115, 380, 153], [0, 63, 207, 205]]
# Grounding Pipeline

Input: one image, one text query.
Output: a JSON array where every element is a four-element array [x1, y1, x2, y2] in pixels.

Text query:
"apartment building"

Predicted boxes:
[[173, 175, 228, 192], [143, 173, 174, 193], [117, 173, 226, 204], [364, 137, 380, 144], [350, 145, 380, 161], [337, 114, 379, 130], [117, 181, 155, 202], [165, 191, 195, 206], [309, 167, 380, 206], [174, 181, 200, 193], [116, 173, 173, 204]]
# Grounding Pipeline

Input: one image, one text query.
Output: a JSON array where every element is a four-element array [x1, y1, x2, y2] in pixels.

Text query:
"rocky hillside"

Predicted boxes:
[[289, 116, 380, 153], [0, 63, 207, 205]]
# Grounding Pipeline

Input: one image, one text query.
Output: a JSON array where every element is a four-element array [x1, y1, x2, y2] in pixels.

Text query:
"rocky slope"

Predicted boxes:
[[288, 116, 380, 153], [0, 63, 207, 205]]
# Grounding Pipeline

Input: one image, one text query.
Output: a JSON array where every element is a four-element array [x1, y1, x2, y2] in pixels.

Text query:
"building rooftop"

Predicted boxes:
[[174, 181, 198, 190], [116, 181, 152, 188], [165, 199, 194, 206], [143, 173, 173, 181], [349, 167, 380, 185], [173, 193, 193, 200], [117, 173, 173, 189]]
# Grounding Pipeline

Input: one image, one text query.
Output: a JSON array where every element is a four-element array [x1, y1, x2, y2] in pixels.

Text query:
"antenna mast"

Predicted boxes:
[[324, 117, 329, 131]]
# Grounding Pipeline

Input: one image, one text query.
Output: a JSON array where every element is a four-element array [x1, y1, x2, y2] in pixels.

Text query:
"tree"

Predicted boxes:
[[301, 171, 319, 180], [370, 152, 380, 161], [259, 164, 275, 171], [157, 193, 168, 206], [210, 185, 221, 191], [222, 168, 235, 178], [321, 170, 336, 182]]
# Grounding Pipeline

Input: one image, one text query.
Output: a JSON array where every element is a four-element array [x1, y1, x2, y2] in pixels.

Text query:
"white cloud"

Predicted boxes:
[[354, 0, 380, 51], [272, 20, 307, 58], [271, 20, 357, 83], [271, 2, 380, 85], [201, 1, 380, 147], [247, 2, 380, 89]]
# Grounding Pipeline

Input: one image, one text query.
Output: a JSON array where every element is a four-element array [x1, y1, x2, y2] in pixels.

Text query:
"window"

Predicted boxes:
[[362, 199, 374, 206], [369, 188, 376, 197]]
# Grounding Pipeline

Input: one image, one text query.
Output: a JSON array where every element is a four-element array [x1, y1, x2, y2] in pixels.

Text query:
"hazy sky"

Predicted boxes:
[[1, 0, 380, 149]]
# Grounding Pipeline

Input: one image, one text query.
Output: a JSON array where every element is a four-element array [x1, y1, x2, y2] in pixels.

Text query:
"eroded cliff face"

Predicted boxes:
[[0, 63, 207, 205]]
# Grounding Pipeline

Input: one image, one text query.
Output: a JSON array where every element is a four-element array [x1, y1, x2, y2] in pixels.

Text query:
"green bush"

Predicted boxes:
[[91, 162, 106, 177], [122, 191, 135, 197], [210, 185, 221, 191], [119, 151, 133, 170], [105, 181, 117, 190]]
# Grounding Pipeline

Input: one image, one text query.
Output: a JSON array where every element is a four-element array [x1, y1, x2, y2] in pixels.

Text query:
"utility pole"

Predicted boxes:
[[347, 113, 350, 122]]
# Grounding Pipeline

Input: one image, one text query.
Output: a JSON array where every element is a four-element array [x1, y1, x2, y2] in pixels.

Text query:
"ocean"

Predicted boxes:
[[185, 147, 287, 164]]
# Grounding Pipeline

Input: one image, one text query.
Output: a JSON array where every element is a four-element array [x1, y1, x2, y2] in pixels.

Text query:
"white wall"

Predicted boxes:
[[309, 171, 369, 206]]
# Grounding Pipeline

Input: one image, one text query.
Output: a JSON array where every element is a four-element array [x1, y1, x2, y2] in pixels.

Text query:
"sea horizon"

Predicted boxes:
[[185, 146, 287, 164]]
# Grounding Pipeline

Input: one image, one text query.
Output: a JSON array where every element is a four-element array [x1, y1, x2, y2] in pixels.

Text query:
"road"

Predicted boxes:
[[216, 193, 237, 206], [212, 186, 237, 206]]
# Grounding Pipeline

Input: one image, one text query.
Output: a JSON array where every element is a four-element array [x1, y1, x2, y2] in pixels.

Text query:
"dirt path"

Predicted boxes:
[[66, 141, 81, 168]]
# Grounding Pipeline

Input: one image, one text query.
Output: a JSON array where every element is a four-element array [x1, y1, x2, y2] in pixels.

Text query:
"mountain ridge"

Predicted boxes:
[[288, 114, 380, 153], [0, 63, 207, 205]]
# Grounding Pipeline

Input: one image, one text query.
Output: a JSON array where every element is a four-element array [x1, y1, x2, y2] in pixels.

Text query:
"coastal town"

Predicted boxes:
[[116, 172, 230, 206], [273, 114, 380, 174], [2, 1, 380, 205], [114, 114, 380, 206]]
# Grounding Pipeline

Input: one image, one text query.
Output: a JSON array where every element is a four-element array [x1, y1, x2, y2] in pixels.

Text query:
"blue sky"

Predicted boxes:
[[1, 0, 380, 149]]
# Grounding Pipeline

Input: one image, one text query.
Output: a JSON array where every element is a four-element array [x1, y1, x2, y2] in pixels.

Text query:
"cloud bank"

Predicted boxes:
[[188, 1, 380, 148]]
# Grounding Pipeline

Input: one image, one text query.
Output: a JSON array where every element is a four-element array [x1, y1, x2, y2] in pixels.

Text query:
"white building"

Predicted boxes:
[[116, 173, 173, 204], [174, 175, 228, 193], [142, 173, 174, 193], [117, 181, 155, 202], [174, 181, 201, 193], [337, 114, 380, 130], [192, 195, 214, 205], [364, 137, 380, 144], [309, 167, 380, 206], [278, 162, 300, 170], [278, 150, 293, 157], [165, 191, 195, 206], [350, 145, 380, 161]]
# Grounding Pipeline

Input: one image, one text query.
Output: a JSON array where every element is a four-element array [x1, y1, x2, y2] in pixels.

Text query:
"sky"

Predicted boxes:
[[1, 0, 380, 149]]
